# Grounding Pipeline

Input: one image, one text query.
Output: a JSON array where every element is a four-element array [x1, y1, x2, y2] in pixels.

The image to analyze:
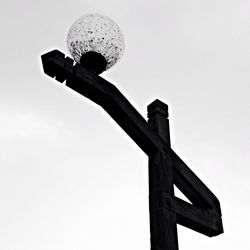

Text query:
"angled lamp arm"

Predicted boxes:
[[41, 50, 223, 221]]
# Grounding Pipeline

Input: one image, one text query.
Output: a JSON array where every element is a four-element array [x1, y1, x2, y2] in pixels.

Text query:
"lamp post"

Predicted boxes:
[[41, 13, 223, 250]]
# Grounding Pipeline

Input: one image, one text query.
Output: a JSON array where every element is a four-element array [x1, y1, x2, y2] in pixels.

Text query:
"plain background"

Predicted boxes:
[[0, 0, 249, 249]]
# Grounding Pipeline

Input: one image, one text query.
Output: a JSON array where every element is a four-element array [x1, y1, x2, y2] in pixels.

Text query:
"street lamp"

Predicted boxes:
[[67, 13, 125, 74], [41, 13, 223, 250]]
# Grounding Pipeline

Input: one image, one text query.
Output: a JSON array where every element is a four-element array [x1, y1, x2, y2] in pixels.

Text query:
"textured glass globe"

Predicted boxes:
[[67, 13, 125, 73]]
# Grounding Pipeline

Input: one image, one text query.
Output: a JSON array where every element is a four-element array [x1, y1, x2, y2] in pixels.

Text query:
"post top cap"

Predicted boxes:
[[147, 99, 169, 118]]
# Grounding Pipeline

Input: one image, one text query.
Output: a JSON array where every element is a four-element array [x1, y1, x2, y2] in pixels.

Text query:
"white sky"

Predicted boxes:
[[0, 0, 250, 249]]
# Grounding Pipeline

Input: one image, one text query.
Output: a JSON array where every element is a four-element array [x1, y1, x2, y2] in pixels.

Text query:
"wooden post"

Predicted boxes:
[[148, 100, 178, 250]]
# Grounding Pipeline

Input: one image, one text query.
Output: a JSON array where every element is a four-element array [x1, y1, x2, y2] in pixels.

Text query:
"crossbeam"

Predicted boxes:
[[161, 192, 223, 237]]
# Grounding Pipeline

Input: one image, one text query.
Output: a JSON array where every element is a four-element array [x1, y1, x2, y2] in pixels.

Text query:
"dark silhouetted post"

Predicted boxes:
[[148, 100, 178, 250]]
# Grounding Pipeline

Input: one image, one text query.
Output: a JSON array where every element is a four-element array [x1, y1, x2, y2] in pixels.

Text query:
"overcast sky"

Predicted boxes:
[[0, 0, 249, 249]]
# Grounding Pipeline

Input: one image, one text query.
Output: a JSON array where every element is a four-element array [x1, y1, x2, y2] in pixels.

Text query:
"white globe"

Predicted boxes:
[[67, 13, 125, 71]]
